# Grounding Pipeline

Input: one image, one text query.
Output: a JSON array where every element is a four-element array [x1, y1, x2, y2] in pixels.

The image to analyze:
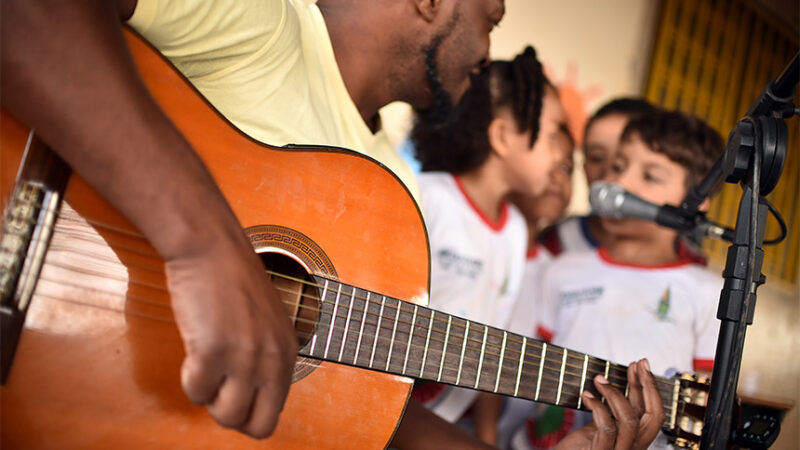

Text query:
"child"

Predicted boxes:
[[539, 98, 656, 255], [409, 46, 562, 425], [512, 108, 724, 450], [487, 119, 577, 449]]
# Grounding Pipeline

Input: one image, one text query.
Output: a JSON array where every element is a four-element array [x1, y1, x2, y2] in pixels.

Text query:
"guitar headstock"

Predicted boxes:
[[664, 373, 711, 450]]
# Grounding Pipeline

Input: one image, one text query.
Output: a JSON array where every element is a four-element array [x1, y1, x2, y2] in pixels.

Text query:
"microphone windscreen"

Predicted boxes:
[[589, 182, 626, 218]]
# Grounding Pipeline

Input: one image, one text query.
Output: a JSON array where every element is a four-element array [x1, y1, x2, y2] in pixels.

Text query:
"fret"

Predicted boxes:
[[603, 360, 610, 404], [556, 348, 568, 405], [310, 334, 318, 356], [353, 291, 370, 365], [310, 280, 330, 357], [369, 295, 386, 368], [534, 341, 545, 401], [515, 337, 528, 397], [577, 354, 589, 409], [455, 320, 470, 386], [474, 325, 489, 389], [323, 282, 341, 359], [670, 378, 680, 430], [437, 315, 452, 382], [494, 331, 507, 393], [338, 286, 356, 362], [385, 299, 401, 371], [420, 310, 434, 378], [402, 305, 418, 374]]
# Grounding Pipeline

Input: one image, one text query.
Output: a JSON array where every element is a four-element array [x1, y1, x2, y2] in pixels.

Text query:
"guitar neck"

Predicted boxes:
[[299, 276, 679, 428]]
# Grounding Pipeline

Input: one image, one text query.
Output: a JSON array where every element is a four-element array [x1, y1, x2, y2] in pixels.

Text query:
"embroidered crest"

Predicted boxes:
[[656, 287, 671, 321]]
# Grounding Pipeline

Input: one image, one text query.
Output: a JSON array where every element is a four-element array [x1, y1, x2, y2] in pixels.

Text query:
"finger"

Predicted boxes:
[[206, 377, 257, 429], [181, 353, 225, 405], [580, 390, 615, 450], [626, 360, 645, 418], [633, 359, 665, 450], [242, 386, 288, 439], [594, 374, 638, 450]]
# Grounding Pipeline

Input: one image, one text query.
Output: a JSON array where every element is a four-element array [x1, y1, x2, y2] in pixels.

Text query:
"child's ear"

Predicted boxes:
[[699, 197, 711, 212], [487, 116, 512, 158]]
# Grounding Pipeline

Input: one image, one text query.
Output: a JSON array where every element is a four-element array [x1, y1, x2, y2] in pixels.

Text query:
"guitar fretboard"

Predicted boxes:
[[298, 277, 679, 427]]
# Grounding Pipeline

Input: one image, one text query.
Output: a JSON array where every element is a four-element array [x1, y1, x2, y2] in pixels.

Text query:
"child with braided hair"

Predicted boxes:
[[409, 45, 566, 435]]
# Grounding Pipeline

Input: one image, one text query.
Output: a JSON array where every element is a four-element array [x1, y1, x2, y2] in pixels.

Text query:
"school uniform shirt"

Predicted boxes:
[[538, 216, 598, 257], [129, 0, 418, 199], [496, 245, 562, 450], [506, 245, 553, 338], [412, 172, 528, 422], [537, 247, 720, 376]]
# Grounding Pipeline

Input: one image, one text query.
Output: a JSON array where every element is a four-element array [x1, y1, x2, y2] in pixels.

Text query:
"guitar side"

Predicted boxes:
[[0, 30, 430, 449]]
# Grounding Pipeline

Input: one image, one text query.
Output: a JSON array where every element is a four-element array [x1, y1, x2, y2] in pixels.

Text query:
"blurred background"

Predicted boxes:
[[380, 0, 799, 447]]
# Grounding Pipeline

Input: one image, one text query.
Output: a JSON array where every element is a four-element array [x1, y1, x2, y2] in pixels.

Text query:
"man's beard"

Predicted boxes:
[[414, 38, 462, 129]]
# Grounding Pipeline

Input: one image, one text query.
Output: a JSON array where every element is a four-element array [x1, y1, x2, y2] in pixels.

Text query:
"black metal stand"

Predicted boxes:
[[698, 52, 798, 449]]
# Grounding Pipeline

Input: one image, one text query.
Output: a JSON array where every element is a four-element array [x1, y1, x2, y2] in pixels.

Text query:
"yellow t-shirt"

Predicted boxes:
[[129, 0, 418, 198]]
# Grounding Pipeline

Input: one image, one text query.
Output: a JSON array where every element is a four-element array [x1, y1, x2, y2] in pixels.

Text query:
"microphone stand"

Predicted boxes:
[[690, 52, 799, 449]]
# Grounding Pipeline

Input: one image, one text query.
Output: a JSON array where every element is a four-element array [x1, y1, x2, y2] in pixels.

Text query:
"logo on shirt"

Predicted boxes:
[[560, 286, 604, 306], [655, 287, 671, 321], [436, 248, 483, 280]]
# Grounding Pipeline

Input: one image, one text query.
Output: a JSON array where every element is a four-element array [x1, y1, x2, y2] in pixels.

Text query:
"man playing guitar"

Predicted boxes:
[[1, 0, 664, 447]]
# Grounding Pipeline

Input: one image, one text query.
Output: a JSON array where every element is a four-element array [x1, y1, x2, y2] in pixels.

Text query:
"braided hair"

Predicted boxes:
[[412, 46, 548, 174]]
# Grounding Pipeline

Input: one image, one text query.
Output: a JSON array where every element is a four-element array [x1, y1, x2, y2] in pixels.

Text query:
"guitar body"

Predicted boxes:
[[0, 31, 429, 449]]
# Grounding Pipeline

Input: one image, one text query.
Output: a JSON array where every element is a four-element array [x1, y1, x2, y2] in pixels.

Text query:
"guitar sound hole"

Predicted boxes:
[[259, 252, 319, 347]]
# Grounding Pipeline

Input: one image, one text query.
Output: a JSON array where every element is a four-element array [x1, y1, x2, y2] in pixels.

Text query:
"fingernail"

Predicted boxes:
[[641, 358, 651, 371], [596, 375, 610, 384], [583, 390, 595, 399]]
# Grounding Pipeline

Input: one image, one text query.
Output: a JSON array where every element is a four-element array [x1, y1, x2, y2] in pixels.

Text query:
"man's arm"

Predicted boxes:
[[391, 399, 495, 450], [1, 0, 297, 438]]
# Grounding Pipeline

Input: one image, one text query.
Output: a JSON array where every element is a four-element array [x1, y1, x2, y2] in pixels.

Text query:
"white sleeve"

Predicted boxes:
[[535, 261, 558, 342], [693, 272, 722, 369]]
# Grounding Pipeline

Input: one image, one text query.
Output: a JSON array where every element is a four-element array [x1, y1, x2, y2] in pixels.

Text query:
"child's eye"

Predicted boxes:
[[644, 173, 663, 183], [609, 163, 624, 173]]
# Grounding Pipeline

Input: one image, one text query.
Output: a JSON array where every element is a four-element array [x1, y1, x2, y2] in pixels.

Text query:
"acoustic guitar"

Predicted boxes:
[[0, 29, 709, 449]]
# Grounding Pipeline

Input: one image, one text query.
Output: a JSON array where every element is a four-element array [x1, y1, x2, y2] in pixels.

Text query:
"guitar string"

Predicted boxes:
[[35, 240, 680, 391], [28, 287, 678, 418], [33, 264, 669, 392], [34, 270, 677, 396], [40, 220, 679, 391], [45, 217, 685, 389], [35, 253, 676, 392]]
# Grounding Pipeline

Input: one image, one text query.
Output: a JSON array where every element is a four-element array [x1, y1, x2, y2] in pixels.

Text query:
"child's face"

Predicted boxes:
[[583, 113, 629, 185], [511, 129, 574, 229], [600, 134, 688, 236], [503, 87, 565, 198]]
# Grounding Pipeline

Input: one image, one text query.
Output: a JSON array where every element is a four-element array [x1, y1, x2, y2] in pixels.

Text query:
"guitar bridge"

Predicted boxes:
[[1, 182, 62, 383], [1, 133, 69, 384]]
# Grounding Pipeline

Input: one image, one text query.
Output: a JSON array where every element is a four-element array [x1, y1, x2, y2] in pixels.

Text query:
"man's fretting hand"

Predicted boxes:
[[556, 359, 665, 449]]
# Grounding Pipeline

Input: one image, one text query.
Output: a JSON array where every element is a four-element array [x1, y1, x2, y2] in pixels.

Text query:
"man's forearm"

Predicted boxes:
[[391, 400, 495, 450], [1, 0, 242, 258]]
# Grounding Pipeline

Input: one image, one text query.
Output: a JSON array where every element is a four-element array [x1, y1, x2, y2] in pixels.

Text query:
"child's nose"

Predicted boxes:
[[615, 171, 637, 192]]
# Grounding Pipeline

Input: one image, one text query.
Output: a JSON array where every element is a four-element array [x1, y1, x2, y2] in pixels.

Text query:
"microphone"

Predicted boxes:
[[589, 182, 734, 242]]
